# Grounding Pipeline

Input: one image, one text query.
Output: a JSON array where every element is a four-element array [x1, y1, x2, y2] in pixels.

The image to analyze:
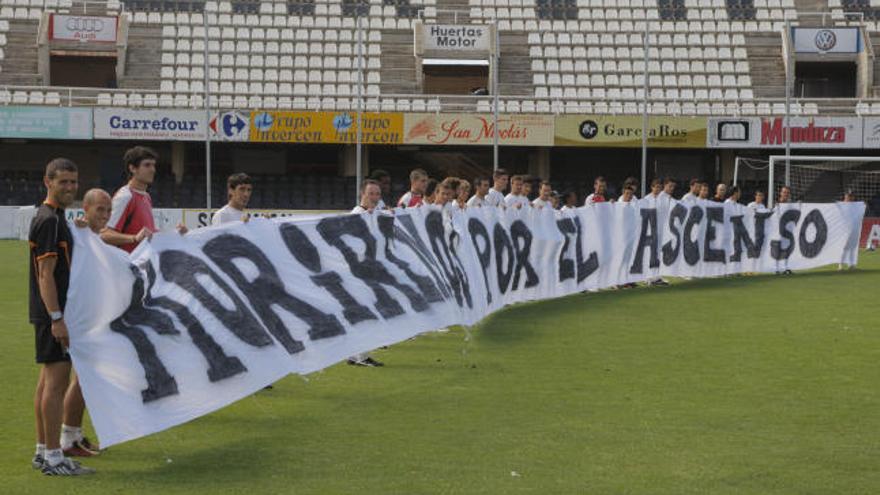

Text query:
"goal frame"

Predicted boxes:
[[767, 155, 880, 208]]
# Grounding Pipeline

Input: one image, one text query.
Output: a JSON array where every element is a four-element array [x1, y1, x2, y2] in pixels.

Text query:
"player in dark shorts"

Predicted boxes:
[[28, 158, 95, 476]]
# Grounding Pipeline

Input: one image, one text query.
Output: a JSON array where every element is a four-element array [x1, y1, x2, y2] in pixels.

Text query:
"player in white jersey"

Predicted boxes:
[[397, 168, 428, 208], [617, 177, 639, 202], [560, 191, 579, 211], [455, 179, 471, 210], [504, 175, 530, 209], [747, 190, 766, 209], [212, 173, 252, 226], [657, 177, 677, 202], [681, 178, 701, 202], [584, 176, 612, 204], [724, 186, 742, 205], [467, 176, 491, 208], [348, 180, 385, 367], [531, 181, 554, 208], [485, 168, 509, 207]]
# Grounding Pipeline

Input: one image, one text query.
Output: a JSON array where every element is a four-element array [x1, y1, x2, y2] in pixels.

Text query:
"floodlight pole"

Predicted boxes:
[[355, 15, 364, 205], [203, 11, 212, 209], [640, 20, 649, 198], [784, 19, 792, 188], [492, 18, 500, 171], [733, 156, 740, 186]]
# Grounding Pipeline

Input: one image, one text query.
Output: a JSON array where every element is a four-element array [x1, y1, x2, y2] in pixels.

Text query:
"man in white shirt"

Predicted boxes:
[[657, 177, 677, 201], [504, 175, 530, 209], [620, 185, 636, 203], [617, 177, 639, 202], [485, 168, 509, 207], [531, 181, 554, 208], [467, 176, 491, 207], [560, 191, 579, 211], [397, 168, 428, 208], [349, 180, 384, 367], [584, 176, 611, 204], [724, 186, 741, 204], [212, 173, 252, 226], [777, 185, 792, 204], [746, 190, 766, 209], [681, 178, 700, 202]]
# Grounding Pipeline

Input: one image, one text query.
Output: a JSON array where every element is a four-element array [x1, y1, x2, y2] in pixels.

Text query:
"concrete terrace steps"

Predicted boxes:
[[118, 23, 162, 90], [380, 30, 419, 95], [745, 32, 786, 98], [0, 20, 40, 86]]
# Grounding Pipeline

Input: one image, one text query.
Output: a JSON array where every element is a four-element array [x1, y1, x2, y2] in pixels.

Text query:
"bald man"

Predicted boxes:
[[82, 188, 112, 233], [60, 190, 111, 458]]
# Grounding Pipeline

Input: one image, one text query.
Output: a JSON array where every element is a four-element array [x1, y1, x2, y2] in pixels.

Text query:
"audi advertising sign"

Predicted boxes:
[[49, 14, 118, 42]]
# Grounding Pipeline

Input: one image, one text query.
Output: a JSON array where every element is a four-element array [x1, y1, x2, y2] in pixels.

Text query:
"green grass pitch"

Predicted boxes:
[[1, 240, 878, 494]]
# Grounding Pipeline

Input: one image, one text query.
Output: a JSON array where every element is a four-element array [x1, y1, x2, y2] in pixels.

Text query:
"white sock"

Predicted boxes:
[[45, 448, 64, 467], [60, 424, 82, 449], [35, 443, 45, 456]]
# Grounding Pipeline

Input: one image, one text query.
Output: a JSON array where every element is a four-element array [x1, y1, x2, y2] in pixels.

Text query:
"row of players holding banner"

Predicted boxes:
[[26, 144, 866, 475]]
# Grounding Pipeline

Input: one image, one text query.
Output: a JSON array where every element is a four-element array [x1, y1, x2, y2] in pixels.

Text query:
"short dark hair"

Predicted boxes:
[[755, 190, 765, 196], [510, 175, 524, 183], [123, 146, 158, 177], [227, 172, 252, 190], [624, 184, 636, 192], [651, 178, 662, 187], [493, 168, 509, 179], [540, 180, 552, 188], [474, 176, 489, 187], [361, 179, 380, 193], [45, 158, 78, 180], [369, 169, 390, 181], [425, 178, 438, 197], [689, 178, 701, 187], [664, 177, 677, 185], [727, 186, 741, 197], [594, 176, 606, 183]]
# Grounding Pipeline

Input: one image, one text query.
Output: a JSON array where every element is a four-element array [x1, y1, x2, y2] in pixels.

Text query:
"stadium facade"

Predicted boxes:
[[1, 0, 880, 211]]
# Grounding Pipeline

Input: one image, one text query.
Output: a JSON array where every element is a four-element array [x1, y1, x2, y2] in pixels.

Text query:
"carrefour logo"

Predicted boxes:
[[210, 111, 248, 139], [253, 112, 274, 131]]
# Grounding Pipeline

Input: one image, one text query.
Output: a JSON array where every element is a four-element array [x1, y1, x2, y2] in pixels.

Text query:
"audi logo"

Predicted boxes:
[[814, 29, 837, 51], [65, 17, 105, 32]]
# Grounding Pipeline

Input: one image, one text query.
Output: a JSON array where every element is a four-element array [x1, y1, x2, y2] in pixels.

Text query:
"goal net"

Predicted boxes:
[[766, 155, 880, 212]]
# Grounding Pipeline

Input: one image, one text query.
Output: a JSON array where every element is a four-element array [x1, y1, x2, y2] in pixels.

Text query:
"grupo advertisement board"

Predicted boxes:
[[707, 117, 864, 149], [403, 113, 554, 146], [555, 115, 706, 148], [93, 108, 207, 141], [249, 111, 403, 144], [0, 106, 92, 139], [49, 14, 118, 43]]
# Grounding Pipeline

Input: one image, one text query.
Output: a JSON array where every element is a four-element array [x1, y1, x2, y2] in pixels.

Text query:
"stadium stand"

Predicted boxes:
[[0, 0, 867, 114]]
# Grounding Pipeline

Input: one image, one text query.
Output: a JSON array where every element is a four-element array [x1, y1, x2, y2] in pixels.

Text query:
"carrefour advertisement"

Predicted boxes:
[[249, 111, 403, 144], [555, 115, 706, 148], [93, 108, 207, 141]]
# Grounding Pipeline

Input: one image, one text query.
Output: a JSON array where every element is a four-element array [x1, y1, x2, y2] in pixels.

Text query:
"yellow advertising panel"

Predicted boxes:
[[555, 115, 707, 148], [403, 113, 555, 146], [249, 111, 403, 144]]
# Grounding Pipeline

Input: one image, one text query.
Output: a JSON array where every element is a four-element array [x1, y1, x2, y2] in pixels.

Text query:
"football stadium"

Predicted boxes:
[[1, 0, 880, 491]]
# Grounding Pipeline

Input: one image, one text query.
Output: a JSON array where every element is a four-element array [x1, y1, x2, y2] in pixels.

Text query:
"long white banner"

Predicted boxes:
[[65, 200, 865, 447]]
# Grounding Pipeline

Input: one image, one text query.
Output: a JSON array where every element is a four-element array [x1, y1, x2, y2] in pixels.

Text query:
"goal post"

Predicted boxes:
[[767, 155, 880, 209]]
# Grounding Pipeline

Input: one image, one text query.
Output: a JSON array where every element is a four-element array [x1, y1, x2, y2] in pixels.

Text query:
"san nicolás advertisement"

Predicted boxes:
[[403, 113, 554, 146]]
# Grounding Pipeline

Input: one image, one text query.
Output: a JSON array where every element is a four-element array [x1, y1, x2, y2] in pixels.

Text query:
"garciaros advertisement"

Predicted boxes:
[[555, 115, 707, 148]]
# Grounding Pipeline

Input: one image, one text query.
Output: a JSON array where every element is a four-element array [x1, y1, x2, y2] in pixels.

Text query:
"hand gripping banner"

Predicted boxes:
[[64, 200, 865, 447]]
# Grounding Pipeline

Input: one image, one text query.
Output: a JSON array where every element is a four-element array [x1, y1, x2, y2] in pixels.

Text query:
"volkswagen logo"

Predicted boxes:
[[579, 120, 599, 140], [814, 29, 837, 51], [65, 17, 104, 32]]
